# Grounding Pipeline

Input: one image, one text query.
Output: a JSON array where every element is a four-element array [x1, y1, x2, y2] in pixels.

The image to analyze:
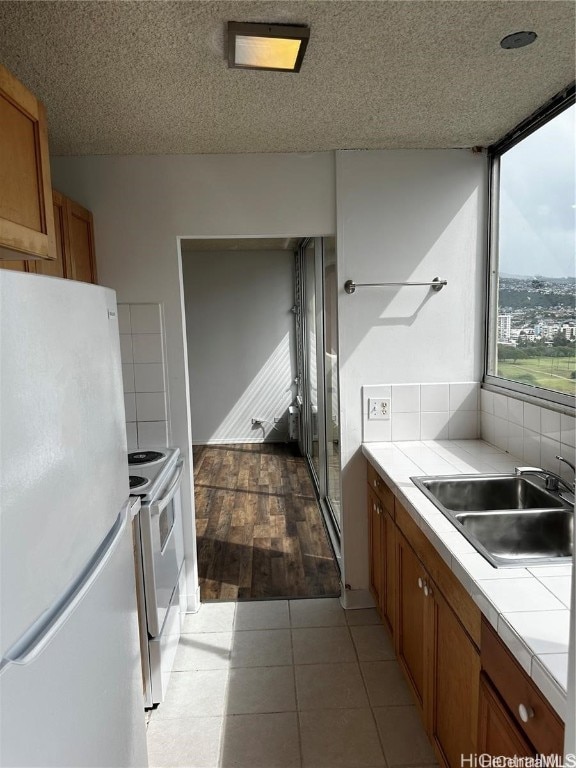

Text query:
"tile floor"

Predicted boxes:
[[146, 598, 439, 768]]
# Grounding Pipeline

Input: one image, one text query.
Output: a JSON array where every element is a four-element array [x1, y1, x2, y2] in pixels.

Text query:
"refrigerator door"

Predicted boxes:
[[0, 272, 129, 657], [0, 504, 148, 768]]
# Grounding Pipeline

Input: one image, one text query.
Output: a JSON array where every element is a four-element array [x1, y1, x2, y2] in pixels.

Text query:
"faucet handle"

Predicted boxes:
[[514, 466, 543, 475]]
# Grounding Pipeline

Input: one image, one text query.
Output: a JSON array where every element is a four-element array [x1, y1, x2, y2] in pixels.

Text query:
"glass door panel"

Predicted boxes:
[[304, 239, 320, 484], [323, 237, 341, 528]]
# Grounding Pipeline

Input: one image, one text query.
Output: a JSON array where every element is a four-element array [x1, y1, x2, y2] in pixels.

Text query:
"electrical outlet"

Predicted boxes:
[[368, 397, 391, 420]]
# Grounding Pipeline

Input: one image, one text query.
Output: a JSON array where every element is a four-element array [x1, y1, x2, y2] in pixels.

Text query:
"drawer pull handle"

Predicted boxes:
[[518, 704, 534, 723], [417, 577, 423, 590], [424, 583, 432, 598]]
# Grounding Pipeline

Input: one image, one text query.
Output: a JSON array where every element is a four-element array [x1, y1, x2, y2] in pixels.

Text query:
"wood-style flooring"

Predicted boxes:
[[193, 443, 341, 601]]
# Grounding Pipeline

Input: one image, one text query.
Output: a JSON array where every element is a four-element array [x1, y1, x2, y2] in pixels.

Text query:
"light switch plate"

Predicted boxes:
[[368, 398, 391, 420]]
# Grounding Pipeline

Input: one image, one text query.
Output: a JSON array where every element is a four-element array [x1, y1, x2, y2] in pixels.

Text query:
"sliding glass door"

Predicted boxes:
[[296, 237, 341, 544]]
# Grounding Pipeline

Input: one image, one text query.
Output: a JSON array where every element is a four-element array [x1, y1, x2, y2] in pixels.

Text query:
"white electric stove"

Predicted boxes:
[[129, 447, 185, 707]]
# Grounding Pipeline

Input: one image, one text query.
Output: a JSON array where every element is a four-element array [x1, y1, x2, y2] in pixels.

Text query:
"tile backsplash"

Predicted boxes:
[[118, 303, 169, 450], [480, 389, 575, 483], [362, 382, 480, 442]]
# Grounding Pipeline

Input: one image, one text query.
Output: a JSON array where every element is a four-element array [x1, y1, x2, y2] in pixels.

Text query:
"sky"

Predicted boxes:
[[499, 103, 575, 279]]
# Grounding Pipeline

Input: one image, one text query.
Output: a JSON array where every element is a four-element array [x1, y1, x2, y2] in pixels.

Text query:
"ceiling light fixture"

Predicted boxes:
[[500, 31, 537, 49], [227, 22, 310, 72]]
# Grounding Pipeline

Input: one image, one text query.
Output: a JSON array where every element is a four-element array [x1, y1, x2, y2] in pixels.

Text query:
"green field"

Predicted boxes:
[[497, 356, 576, 395]]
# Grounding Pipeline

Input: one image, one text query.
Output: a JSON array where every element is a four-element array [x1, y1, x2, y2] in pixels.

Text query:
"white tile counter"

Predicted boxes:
[[362, 438, 573, 721]]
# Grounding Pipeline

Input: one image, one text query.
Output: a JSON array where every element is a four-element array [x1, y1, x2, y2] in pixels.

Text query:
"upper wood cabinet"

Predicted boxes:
[[0, 63, 56, 261], [66, 198, 97, 283], [12, 190, 98, 284]]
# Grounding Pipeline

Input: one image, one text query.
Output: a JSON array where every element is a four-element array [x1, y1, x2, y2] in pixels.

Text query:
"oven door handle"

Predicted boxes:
[[150, 459, 184, 517]]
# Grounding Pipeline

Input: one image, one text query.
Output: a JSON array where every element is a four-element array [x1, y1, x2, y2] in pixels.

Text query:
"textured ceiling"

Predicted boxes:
[[0, 1, 574, 155]]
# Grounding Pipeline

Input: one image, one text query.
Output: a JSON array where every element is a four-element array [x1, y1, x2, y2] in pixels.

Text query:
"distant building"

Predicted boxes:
[[497, 314, 512, 342]]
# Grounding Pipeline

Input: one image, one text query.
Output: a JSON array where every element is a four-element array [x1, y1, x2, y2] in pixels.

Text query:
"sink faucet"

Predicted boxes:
[[514, 465, 574, 495]]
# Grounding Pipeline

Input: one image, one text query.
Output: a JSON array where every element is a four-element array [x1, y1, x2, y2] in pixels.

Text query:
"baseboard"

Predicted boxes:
[[192, 437, 295, 445], [339, 588, 375, 610], [185, 584, 202, 614]]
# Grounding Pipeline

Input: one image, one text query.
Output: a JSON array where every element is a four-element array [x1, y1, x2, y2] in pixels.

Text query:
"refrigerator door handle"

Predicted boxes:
[[150, 460, 184, 517], [0, 501, 131, 672]]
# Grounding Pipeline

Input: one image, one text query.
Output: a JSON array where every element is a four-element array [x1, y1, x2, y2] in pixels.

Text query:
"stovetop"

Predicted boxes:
[[128, 447, 180, 503]]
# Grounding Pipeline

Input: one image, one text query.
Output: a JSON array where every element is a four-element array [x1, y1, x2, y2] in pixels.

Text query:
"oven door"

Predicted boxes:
[[140, 459, 184, 637]]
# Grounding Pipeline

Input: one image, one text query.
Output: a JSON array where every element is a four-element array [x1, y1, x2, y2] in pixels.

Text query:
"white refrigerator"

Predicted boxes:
[[0, 271, 148, 767]]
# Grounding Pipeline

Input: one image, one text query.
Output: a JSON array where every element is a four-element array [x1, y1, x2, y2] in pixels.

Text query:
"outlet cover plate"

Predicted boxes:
[[368, 397, 391, 420]]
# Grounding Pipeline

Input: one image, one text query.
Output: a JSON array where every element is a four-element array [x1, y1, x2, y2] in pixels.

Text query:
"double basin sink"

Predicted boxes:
[[411, 473, 574, 568]]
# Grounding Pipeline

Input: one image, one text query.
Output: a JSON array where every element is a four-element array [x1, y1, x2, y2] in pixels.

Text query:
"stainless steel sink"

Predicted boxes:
[[416, 475, 566, 512], [411, 474, 574, 568]]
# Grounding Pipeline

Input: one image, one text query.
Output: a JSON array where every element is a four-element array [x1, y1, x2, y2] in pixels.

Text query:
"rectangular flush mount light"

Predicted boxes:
[[227, 22, 310, 72]]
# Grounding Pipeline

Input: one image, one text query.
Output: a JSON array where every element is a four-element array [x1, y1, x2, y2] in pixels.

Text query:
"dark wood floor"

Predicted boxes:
[[193, 443, 341, 601]]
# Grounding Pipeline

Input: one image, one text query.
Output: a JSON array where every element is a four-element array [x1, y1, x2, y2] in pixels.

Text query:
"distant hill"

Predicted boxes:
[[501, 274, 576, 283]]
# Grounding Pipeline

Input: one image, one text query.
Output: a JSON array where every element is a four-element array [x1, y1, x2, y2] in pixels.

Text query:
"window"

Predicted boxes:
[[486, 97, 576, 406]]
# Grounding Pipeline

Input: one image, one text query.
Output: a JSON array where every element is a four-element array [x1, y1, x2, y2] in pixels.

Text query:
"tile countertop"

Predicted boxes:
[[362, 438, 573, 721]]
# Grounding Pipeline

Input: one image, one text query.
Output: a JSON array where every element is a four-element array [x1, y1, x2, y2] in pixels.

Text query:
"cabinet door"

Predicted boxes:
[[35, 190, 70, 279], [0, 259, 34, 272], [430, 587, 481, 768], [383, 509, 396, 633], [478, 674, 533, 758], [67, 199, 97, 284], [0, 64, 55, 261], [368, 488, 384, 608], [396, 531, 427, 711]]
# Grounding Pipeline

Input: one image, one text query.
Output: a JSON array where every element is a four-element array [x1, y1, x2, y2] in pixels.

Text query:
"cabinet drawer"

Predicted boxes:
[[481, 619, 564, 755], [367, 463, 394, 517]]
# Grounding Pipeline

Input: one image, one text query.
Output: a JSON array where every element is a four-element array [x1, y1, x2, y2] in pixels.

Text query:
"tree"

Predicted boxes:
[[552, 331, 570, 347]]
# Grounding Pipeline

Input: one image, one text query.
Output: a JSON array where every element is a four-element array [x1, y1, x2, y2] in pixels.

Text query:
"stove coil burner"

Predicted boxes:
[[129, 475, 149, 490], [128, 450, 165, 465]]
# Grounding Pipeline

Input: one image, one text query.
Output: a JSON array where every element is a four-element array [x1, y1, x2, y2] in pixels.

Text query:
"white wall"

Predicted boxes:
[[183, 249, 297, 444], [51, 152, 336, 610], [335, 149, 487, 605]]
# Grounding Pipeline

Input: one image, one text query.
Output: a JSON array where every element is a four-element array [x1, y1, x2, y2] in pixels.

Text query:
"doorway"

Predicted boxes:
[[180, 237, 340, 601]]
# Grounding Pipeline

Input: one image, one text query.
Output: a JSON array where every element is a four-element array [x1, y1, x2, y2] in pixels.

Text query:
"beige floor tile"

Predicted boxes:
[[290, 597, 346, 627], [220, 712, 301, 767], [230, 629, 293, 667], [350, 625, 395, 661], [226, 666, 297, 714], [182, 602, 236, 633], [235, 600, 290, 630], [174, 632, 233, 670], [151, 669, 229, 719], [146, 715, 222, 768], [299, 708, 385, 767], [295, 662, 369, 710], [361, 661, 414, 707], [346, 608, 383, 626], [292, 627, 356, 665], [373, 705, 437, 766]]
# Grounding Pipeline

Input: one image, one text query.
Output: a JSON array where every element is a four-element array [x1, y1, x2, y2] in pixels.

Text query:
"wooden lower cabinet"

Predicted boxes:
[[480, 618, 564, 757], [431, 587, 480, 767], [396, 527, 480, 768], [369, 463, 483, 768], [396, 530, 428, 711], [368, 487, 384, 610], [367, 469, 395, 634], [478, 674, 533, 757]]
